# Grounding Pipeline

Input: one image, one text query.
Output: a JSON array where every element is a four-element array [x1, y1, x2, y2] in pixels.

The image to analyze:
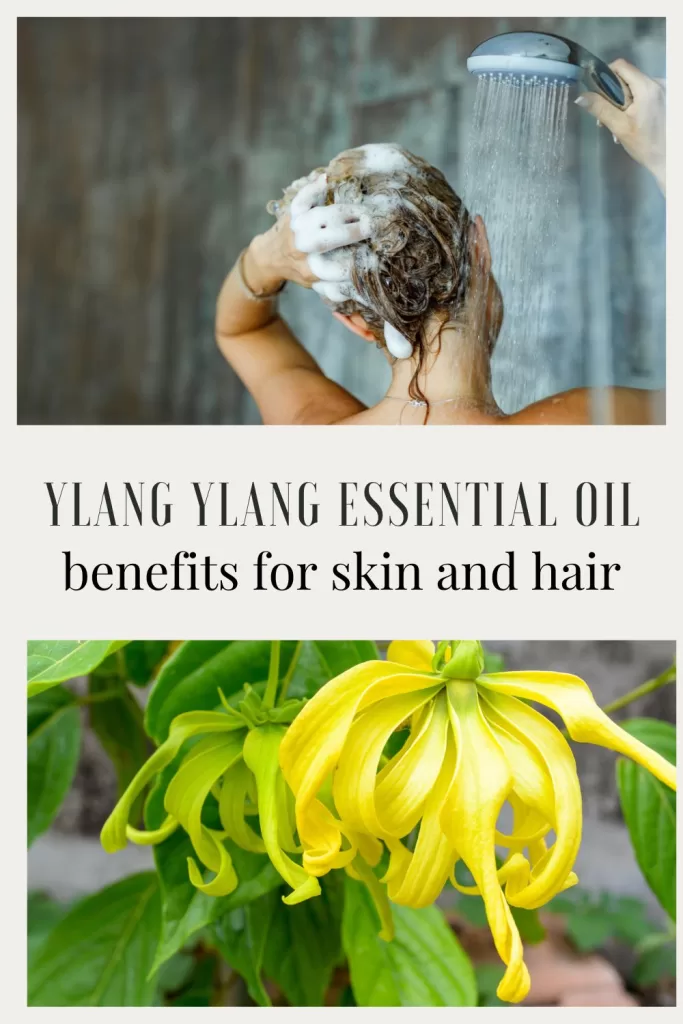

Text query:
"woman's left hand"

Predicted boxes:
[[575, 59, 666, 193]]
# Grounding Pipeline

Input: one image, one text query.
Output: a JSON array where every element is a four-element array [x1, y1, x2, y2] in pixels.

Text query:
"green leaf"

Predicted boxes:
[[343, 877, 477, 1006], [27, 687, 81, 845], [212, 890, 279, 1006], [616, 718, 676, 920], [286, 640, 378, 700], [154, 951, 197, 998], [161, 955, 217, 1006], [152, 835, 280, 975], [510, 905, 546, 945], [27, 640, 129, 697], [632, 939, 676, 988], [124, 641, 171, 686], [549, 891, 654, 952], [561, 900, 614, 952], [145, 641, 299, 743], [483, 649, 505, 673], [88, 674, 150, 819], [145, 769, 280, 974], [474, 963, 506, 1006], [28, 873, 161, 1006], [28, 892, 71, 967], [261, 874, 344, 1006]]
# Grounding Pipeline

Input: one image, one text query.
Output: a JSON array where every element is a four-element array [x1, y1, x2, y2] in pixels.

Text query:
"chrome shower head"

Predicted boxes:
[[467, 31, 631, 109]]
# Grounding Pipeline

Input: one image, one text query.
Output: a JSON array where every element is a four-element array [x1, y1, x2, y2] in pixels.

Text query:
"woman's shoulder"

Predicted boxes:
[[506, 387, 661, 426]]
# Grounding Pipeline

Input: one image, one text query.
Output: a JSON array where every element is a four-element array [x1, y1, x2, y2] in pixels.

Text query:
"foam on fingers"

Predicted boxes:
[[292, 204, 374, 254], [307, 251, 353, 283], [312, 281, 360, 303], [290, 173, 328, 220]]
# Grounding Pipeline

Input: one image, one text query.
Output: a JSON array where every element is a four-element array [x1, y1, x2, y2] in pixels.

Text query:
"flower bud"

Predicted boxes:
[[440, 640, 485, 680]]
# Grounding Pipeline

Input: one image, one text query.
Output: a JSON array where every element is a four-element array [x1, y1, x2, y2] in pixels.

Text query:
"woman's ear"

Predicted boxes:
[[332, 310, 377, 342], [469, 214, 492, 276]]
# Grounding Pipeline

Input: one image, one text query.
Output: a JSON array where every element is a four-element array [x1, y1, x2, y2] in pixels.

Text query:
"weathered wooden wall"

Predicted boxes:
[[18, 17, 665, 424]]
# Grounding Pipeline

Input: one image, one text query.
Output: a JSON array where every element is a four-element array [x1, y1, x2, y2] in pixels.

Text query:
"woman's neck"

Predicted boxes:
[[383, 322, 498, 409]]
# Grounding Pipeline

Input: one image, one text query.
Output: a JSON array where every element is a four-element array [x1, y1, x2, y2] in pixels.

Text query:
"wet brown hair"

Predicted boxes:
[[272, 146, 474, 408]]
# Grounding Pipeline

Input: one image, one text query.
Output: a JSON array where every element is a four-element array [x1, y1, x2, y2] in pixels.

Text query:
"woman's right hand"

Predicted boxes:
[[575, 59, 666, 193], [244, 171, 374, 300], [243, 216, 318, 295]]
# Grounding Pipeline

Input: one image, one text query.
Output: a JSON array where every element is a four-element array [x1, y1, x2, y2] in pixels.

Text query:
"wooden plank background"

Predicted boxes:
[[18, 17, 665, 424]]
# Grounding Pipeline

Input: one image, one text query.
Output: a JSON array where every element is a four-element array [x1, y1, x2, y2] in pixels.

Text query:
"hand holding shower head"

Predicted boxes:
[[467, 31, 632, 110]]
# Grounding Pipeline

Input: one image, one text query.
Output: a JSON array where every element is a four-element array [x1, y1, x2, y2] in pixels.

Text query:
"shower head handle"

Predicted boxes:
[[565, 36, 633, 110], [467, 31, 632, 110]]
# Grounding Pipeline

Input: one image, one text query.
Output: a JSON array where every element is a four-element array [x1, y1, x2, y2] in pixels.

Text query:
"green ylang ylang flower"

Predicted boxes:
[[279, 640, 677, 1004], [100, 684, 320, 905]]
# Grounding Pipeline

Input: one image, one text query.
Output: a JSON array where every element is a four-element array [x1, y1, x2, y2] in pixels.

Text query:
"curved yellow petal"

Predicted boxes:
[[280, 661, 436, 875], [443, 683, 529, 1004], [243, 725, 321, 905], [295, 780, 360, 877], [386, 640, 435, 672], [388, 733, 458, 908], [478, 688, 582, 909], [164, 733, 244, 895], [126, 814, 179, 846], [281, 661, 408, 797], [375, 692, 450, 837], [187, 828, 238, 895], [334, 687, 441, 839], [355, 831, 384, 868], [479, 672, 676, 791], [218, 759, 266, 854], [101, 709, 244, 853], [495, 793, 551, 850], [451, 851, 531, 896]]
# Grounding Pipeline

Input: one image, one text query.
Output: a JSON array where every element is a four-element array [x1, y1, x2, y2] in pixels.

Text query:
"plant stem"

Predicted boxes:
[[262, 640, 281, 709], [601, 662, 676, 716], [278, 640, 304, 705]]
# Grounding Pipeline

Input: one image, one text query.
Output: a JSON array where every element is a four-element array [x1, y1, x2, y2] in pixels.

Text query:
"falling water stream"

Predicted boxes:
[[463, 74, 571, 412]]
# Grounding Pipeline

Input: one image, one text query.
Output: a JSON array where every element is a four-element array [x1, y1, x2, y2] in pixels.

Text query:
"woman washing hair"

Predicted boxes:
[[215, 61, 664, 425]]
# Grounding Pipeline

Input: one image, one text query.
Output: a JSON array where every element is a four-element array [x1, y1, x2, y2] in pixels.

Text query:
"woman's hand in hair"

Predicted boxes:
[[244, 216, 319, 294], [245, 170, 374, 301], [575, 59, 665, 194]]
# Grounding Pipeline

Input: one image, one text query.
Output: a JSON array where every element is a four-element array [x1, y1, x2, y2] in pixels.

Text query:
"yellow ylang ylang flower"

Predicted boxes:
[[279, 640, 676, 1004], [100, 687, 319, 905]]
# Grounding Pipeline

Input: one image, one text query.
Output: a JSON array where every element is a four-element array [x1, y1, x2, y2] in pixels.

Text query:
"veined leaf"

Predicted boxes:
[[28, 873, 161, 1006], [28, 892, 71, 967], [89, 674, 150, 819], [27, 640, 129, 697], [343, 876, 477, 1006], [124, 641, 172, 686], [286, 640, 378, 700], [212, 890, 280, 1006], [261, 873, 344, 1006], [28, 687, 81, 845], [616, 717, 676, 920]]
